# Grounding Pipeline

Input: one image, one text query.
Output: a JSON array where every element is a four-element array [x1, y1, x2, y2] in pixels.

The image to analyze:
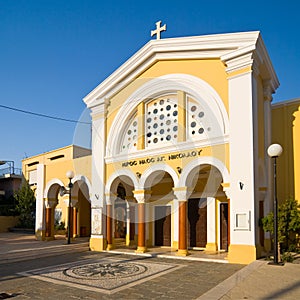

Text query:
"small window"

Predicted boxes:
[[49, 155, 65, 161]]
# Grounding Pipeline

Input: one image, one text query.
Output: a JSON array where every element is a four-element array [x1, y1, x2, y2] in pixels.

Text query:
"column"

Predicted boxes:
[[35, 164, 45, 240], [133, 190, 151, 253], [173, 188, 190, 256], [206, 197, 217, 252], [73, 207, 78, 237], [125, 196, 135, 246], [89, 99, 109, 252], [106, 193, 115, 250], [45, 199, 56, 240], [45, 207, 52, 238]]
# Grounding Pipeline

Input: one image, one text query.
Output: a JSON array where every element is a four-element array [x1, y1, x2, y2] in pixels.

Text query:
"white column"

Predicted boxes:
[[206, 197, 216, 251], [228, 69, 256, 246], [89, 100, 108, 251], [35, 164, 45, 240]]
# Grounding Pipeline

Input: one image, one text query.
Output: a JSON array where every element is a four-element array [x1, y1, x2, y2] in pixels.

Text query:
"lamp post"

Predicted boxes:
[[267, 143, 283, 265], [66, 170, 74, 244]]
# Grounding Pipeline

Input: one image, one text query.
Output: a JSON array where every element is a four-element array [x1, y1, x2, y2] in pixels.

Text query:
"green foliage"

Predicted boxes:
[[14, 181, 36, 229], [262, 198, 300, 252], [55, 220, 65, 230], [281, 252, 295, 263]]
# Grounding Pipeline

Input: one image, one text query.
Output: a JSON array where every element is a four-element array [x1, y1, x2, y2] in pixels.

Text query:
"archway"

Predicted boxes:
[[72, 179, 91, 237], [107, 175, 136, 248], [44, 182, 61, 240], [143, 170, 175, 247], [184, 164, 228, 250]]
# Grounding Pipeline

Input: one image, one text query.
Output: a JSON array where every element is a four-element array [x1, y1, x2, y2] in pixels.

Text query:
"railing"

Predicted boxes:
[[0, 167, 22, 177]]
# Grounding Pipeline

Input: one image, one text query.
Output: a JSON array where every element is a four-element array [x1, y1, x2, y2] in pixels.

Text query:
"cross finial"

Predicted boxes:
[[151, 20, 166, 40]]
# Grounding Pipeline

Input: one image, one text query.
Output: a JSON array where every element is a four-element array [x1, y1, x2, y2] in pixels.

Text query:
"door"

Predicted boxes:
[[155, 206, 171, 246], [220, 203, 228, 250], [188, 198, 207, 248]]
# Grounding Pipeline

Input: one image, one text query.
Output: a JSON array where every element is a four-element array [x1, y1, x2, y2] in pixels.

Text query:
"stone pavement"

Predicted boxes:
[[1, 233, 300, 299]]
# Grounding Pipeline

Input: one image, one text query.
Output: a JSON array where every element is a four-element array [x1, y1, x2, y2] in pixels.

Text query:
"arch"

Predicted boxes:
[[44, 178, 64, 199], [139, 163, 179, 189], [72, 174, 92, 202], [107, 73, 229, 156], [177, 156, 230, 188], [106, 169, 139, 194]]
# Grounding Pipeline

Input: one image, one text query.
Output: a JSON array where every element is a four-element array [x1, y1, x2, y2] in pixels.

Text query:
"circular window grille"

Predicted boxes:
[[121, 116, 138, 153], [146, 96, 178, 147], [187, 98, 211, 140]]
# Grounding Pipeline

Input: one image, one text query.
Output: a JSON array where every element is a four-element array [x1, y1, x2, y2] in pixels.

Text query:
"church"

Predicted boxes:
[[22, 25, 300, 265]]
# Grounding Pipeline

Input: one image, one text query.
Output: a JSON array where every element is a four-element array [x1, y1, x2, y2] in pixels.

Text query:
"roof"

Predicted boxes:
[[83, 31, 279, 109]]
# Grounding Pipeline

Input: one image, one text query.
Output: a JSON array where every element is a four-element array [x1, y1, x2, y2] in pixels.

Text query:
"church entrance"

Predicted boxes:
[[114, 184, 127, 239], [154, 206, 171, 246], [220, 203, 228, 250], [188, 198, 207, 248]]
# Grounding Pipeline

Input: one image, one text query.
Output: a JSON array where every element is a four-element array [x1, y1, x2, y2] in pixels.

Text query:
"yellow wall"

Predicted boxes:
[[0, 216, 19, 232], [272, 99, 300, 203], [106, 144, 229, 184]]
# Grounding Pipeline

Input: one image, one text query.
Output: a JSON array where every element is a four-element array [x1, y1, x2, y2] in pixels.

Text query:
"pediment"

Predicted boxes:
[[83, 31, 278, 109]]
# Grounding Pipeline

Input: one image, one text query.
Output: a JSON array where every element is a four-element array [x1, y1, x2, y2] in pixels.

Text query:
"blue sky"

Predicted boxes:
[[1, 0, 299, 169]]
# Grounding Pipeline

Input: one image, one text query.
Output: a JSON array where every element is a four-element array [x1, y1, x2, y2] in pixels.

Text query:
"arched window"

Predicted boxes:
[[145, 95, 178, 147]]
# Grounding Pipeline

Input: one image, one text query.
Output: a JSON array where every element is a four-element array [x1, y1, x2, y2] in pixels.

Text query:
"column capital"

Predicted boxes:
[[173, 187, 192, 201], [105, 192, 117, 205], [63, 198, 78, 208], [45, 198, 57, 208], [221, 182, 231, 199], [133, 190, 151, 203]]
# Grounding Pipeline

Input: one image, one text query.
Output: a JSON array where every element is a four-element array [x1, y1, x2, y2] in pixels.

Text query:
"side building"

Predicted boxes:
[[22, 145, 92, 240], [271, 98, 300, 203]]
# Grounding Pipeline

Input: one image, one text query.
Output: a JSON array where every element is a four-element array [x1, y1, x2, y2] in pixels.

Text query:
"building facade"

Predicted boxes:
[[83, 31, 279, 264], [25, 31, 300, 265]]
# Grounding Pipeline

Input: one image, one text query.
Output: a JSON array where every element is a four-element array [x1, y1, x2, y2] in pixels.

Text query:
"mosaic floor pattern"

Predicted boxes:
[[19, 257, 183, 294]]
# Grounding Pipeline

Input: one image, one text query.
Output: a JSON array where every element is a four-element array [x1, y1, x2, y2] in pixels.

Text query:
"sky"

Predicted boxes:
[[1, 0, 299, 169]]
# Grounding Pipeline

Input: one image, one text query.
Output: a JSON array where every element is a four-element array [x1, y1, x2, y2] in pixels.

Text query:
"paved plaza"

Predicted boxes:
[[1, 233, 300, 299]]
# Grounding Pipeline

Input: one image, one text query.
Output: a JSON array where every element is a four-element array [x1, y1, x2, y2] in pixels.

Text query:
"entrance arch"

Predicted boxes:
[[72, 179, 91, 237], [106, 174, 136, 249], [142, 169, 175, 247], [181, 161, 229, 251], [44, 180, 63, 240]]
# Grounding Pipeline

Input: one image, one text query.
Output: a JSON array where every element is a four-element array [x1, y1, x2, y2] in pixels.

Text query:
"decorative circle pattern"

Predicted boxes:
[[146, 96, 178, 147], [64, 262, 148, 280], [187, 97, 210, 140], [121, 115, 138, 153]]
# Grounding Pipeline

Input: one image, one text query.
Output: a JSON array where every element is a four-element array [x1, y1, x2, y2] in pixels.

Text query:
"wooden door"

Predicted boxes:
[[188, 199, 207, 248], [155, 206, 171, 246], [220, 203, 228, 250]]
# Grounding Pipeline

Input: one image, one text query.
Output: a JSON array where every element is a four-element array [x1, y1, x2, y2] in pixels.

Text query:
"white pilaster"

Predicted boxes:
[[206, 197, 216, 245], [90, 100, 107, 239], [35, 164, 45, 233], [228, 69, 256, 246]]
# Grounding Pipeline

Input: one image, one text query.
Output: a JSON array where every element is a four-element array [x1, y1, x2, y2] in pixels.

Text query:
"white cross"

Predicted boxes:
[[151, 20, 166, 40]]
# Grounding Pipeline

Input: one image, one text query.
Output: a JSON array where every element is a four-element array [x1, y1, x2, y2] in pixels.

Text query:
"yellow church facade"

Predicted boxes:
[[22, 30, 300, 265]]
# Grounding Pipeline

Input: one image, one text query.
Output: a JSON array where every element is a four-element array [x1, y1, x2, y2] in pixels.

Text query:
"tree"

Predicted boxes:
[[14, 181, 36, 229], [262, 198, 300, 253]]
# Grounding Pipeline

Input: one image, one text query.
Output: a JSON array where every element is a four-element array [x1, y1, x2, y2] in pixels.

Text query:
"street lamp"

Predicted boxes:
[[267, 143, 283, 265], [66, 170, 74, 244]]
